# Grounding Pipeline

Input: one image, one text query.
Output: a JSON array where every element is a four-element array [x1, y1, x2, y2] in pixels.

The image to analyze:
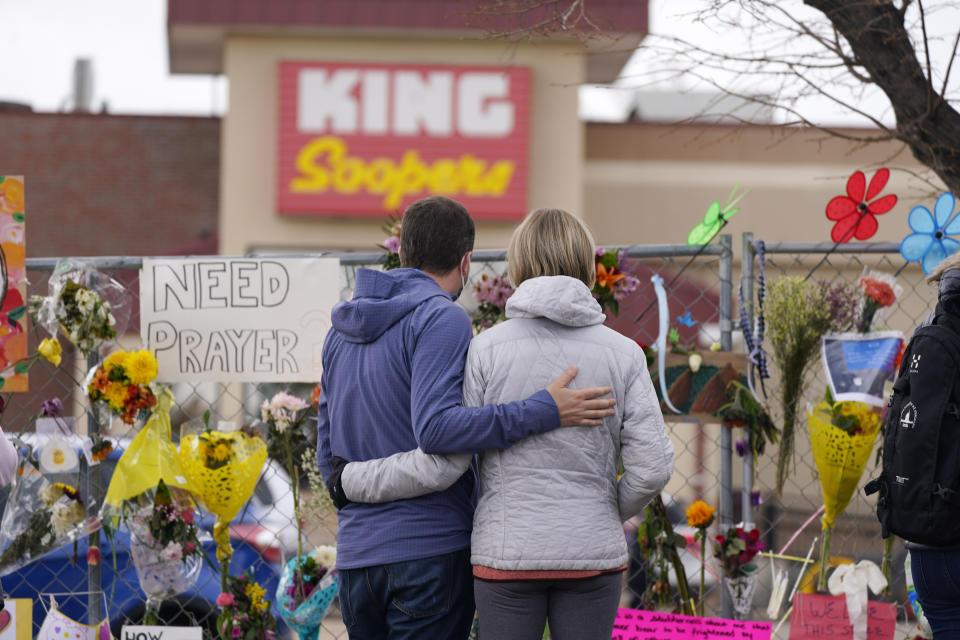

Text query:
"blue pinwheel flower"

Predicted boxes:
[[900, 192, 960, 274]]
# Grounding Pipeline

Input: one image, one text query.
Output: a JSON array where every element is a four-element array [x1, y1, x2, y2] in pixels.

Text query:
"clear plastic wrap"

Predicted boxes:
[[0, 457, 100, 576], [28, 260, 132, 358]]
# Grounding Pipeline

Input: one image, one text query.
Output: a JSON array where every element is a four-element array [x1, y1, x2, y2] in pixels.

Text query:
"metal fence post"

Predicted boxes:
[[718, 234, 734, 618], [740, 234, 755, 528], [85, 272, 102, 624]]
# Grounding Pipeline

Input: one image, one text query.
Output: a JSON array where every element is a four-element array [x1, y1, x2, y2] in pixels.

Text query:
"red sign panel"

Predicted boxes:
[[277, 61, 530, 219]]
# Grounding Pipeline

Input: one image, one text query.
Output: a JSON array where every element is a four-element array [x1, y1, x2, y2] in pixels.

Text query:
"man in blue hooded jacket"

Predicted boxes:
[[317, 196, 615, 640]]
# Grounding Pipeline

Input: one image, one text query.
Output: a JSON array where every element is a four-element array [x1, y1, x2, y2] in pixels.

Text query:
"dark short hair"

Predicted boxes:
[[399, 196, 475, 273]]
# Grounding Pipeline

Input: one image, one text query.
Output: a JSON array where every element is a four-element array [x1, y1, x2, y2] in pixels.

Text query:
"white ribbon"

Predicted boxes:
[[827, 560, 887, 640], [652, 275, 682, 414]]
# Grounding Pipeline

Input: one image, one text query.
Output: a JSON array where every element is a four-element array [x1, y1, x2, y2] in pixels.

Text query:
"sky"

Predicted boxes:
[[1, 0, 956, 126]]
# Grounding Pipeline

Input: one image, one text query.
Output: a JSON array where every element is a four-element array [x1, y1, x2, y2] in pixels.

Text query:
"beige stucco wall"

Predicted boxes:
[[220, 34, 585, 255], [583, 122, 941, 255]]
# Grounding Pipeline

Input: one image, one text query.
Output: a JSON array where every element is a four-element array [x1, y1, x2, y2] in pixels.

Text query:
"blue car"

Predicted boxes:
[[0, 443, 297, 637]]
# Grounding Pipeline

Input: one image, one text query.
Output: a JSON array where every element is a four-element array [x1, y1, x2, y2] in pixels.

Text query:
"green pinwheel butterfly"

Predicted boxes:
[[686, 186, 748, 246]]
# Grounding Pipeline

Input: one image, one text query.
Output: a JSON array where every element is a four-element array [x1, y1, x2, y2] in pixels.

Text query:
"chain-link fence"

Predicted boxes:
[[0, 239, 748, 637], [742, 234, 930, 630]]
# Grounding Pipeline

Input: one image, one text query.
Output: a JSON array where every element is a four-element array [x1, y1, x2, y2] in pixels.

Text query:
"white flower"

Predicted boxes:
[[107, 313, 116, 327], [41, 484, 62, 507], [160, 541, 183, 563], [50, 500, 85, 538], [310, 545, 337, 569], [75, 289, 95, 313]]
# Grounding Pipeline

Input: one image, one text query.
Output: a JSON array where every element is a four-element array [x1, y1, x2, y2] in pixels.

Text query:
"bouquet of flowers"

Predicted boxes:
[[87, 349, 158, 424], [471, 273, 514, 332], [808, 395, 882, 590], [102, 388, 201, 615], [217, 572, 279, 640], [276, 546, 339, 639], [128, 479, 205, 622], [378, 213, 402, 271], [767, 277, 859, 494], [179, 414, 267, 588], [714, 525, 765, 618], [857, 270, 900, 333], [0, 464, 98, 575], [28, 262, 130, 358], [592, 248, 639, 316]]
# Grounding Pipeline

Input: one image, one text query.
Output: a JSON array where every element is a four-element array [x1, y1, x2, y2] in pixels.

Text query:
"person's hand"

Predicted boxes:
[[326, 456, 351, 509], [546, 366, 615, 427]]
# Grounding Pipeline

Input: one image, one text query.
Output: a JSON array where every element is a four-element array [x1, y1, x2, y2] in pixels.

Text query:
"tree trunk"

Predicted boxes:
[[804, 0, 960, 195]]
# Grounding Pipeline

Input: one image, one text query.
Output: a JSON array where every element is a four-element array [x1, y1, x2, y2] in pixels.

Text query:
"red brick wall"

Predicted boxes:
[[0, 112, 220, 257]]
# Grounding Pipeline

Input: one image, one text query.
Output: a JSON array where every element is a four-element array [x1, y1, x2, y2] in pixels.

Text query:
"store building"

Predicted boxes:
[[167, 0, 930, 256]]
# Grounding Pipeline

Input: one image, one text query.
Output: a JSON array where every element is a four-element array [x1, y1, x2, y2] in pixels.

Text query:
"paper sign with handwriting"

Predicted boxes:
[[141, 258, 340, 382], [613, 608, 772, 640], [788, 593, 895, 640]]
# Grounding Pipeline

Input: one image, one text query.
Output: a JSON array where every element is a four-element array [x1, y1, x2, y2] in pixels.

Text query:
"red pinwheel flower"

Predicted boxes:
[[825, 169, 898, 242]]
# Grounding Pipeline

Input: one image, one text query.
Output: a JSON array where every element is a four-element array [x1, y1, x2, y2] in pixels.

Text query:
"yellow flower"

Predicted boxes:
[[38, 338, 62, 367], [125, 349, 158, 385], [211, 443, 232, 462], [103, 349, 128, 372], [244, 580, 269, 613], [686, 500, 716, 528], [103, 382, 128, 411]]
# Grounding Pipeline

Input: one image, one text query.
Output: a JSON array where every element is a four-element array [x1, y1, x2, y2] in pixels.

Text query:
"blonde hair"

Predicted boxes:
[[926, 251, 960, 283], [508, 208, 596, 288]]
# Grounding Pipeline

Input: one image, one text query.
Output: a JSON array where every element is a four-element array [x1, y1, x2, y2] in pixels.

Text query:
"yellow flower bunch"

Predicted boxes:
[[686, 500, 716, 528], [812, 400, 881, 436], [244, 580, 269, 614]]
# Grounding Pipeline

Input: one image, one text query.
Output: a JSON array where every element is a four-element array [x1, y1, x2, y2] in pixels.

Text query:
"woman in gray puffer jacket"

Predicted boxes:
[[340, 208, 675, 640]]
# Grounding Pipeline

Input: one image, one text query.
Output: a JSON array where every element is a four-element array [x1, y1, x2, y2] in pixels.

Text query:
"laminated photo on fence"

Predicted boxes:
[[820, 331, 904, 407]]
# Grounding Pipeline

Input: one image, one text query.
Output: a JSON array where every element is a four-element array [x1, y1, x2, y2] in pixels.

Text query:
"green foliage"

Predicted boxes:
[[719, 380, 779, 457]]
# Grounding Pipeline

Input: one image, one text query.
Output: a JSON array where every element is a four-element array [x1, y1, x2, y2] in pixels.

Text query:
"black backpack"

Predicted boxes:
[[865, 304, 960, 546]]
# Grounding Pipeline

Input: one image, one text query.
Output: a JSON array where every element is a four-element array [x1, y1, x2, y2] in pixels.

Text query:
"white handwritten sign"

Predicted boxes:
[[120, 626, 202, 640], [140, 258, 340, 382], [612, 608, 772, 640]]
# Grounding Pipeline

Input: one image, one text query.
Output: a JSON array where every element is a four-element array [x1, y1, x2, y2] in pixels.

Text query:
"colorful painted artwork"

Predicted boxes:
[[0, 176, 27, 391]]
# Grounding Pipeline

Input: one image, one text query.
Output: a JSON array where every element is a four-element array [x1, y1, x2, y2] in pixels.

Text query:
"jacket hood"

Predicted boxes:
[[505, 276, 606, 327], [332, 268, 452, 343]]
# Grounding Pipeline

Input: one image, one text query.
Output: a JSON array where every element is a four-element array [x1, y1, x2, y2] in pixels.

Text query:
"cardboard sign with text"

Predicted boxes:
[[788, 593, 895, 640], [141, 258, 340, 382], [120, 626, 201, 640], [613, 608, 772, 640]]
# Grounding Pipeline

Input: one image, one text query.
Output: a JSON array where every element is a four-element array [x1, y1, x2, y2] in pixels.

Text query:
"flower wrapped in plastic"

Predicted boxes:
[[86, 349, 158, 425], [179, 416, 267, 578], [0, 459, 99, 575], [27, 261, 131, 358], [101, 388, 199, 612], [276, 546, 339, 639], [808, 399, 881, 590]]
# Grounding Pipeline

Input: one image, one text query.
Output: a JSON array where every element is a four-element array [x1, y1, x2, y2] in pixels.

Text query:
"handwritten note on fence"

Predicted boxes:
[[613, 608, 772, 640], [788, 593, 895, 640], [141, 258, 340, 382]]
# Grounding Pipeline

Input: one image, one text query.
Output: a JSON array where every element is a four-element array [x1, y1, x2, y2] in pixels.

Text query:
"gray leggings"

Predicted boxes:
[[474, 572, 623, 640]]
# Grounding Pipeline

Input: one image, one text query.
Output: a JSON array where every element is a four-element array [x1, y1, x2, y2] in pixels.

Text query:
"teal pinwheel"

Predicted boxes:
[[686, 186, 747, 246], [900, 192, 960, 274]]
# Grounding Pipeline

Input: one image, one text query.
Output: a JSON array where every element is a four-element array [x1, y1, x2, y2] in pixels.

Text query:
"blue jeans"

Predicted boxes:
[[911, 549, 960, 639], [338, 548, 474, 640]]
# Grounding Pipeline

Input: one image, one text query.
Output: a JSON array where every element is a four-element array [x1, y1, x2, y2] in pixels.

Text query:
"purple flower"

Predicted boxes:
[[751, 490, 762, 506], [382, 236, 400, 254], [231, 626, 241, 638], [41, 397, 63, 417], [735, 439, 748, 457]]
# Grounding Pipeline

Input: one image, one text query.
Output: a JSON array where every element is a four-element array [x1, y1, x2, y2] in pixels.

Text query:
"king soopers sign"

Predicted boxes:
[[277, 62, 530, 218]]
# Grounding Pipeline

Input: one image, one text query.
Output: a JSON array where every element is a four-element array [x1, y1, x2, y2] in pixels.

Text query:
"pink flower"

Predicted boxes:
[[86, 547, 101, 566], [216, 593, 235, 607], [160, 541, 183, 563], [382, 236, 400, 254], [181, 509, 194, 524], [185, 542, 196, 554], [231, 626, 241, 638]]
